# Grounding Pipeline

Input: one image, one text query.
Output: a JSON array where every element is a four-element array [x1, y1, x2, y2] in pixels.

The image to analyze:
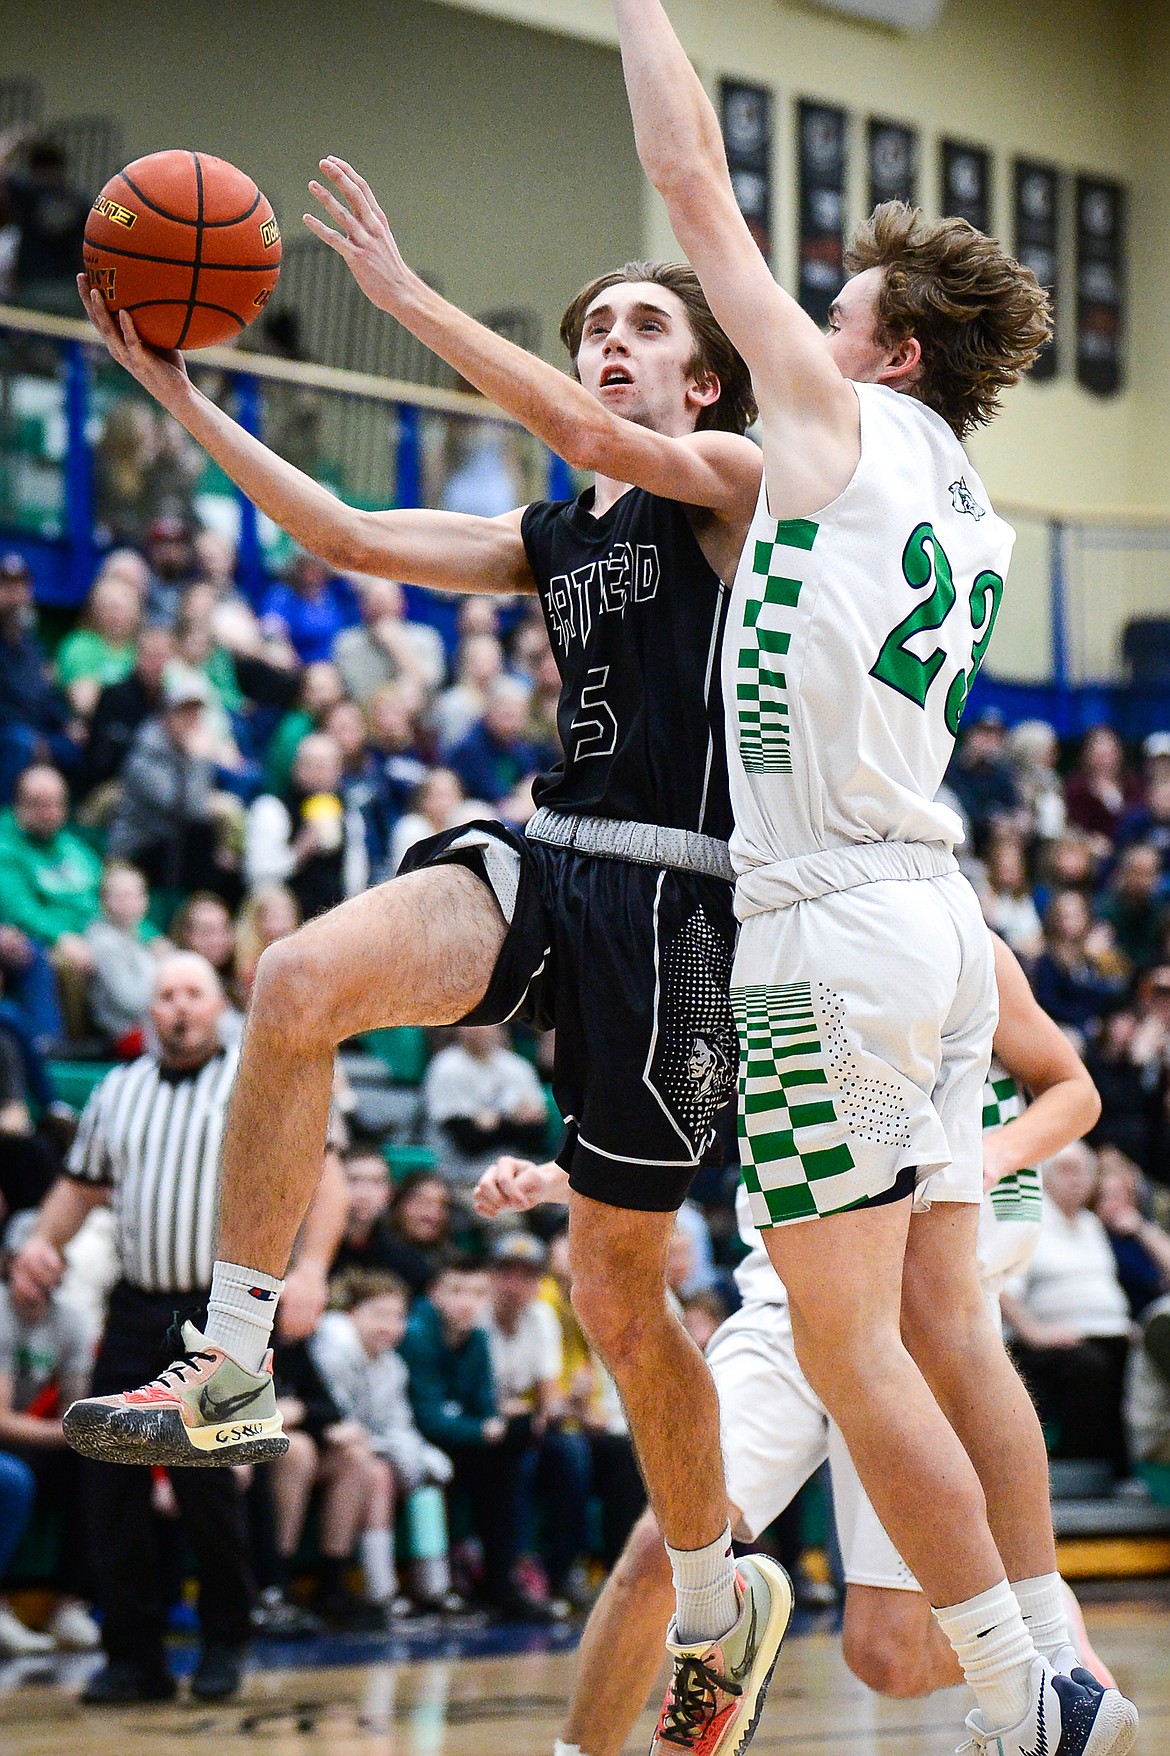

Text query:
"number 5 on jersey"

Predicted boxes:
[[870, 522, 1003, 737], [571, 666, 618, 761]]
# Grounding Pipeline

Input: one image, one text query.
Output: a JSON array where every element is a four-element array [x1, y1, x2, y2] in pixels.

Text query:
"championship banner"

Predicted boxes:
[[797, 100, 847, 325], [720, 80, 774, 266], [1014, 160, 1059, 382], [867, 118, 918, 209], [941, 139, 991, 233], [1076, 176, 1125, 396]]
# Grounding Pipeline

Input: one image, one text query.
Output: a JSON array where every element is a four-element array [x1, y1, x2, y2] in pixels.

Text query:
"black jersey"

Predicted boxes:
[[521, 488, 732, 840]]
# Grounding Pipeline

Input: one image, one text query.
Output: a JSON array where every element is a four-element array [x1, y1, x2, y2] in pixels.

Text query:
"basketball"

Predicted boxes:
[[83, 149, 281, 351]]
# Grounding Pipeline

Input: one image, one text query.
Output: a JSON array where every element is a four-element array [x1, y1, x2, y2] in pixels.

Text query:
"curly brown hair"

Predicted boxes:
[[844, 202, 1052, 438], [559, 262, 758, 437]]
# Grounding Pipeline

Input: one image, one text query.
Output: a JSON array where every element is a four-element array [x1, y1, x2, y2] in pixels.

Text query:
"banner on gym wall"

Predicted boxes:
[[798, 100, 847, 325], [941, 139, 991, 234], [720, 80, 774, 266], [1014, 160, 1059, 382], [1076, 175, 1125, 396], [867, 118, 918, 209]]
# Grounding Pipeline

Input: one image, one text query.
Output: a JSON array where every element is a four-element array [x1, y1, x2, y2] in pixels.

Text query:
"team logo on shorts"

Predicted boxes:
[[949, 476, 986, 520], [687, 1034, 732, 1104]]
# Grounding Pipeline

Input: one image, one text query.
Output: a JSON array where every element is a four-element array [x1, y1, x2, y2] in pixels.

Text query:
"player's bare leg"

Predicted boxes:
[[217, 865, 505, 1277], [763, 1199, 1005, 1606], [569, 1194, 727, 1553], [559, 1508, 675, 1756], [842, 1581, 1115, 1699], [568, 1193, 793, 1755], [64, 866, 506, 1468], [900, 1202, 1057, 1583], [842, 1586, 962, 1698]]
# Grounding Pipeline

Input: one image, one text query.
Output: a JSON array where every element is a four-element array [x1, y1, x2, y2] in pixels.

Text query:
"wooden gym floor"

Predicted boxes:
[[0, 1590, 1165, 1755]]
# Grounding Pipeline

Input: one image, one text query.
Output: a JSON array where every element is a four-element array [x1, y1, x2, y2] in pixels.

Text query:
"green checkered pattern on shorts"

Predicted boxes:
[[983, 1071, 1042, 1224], [736, 518, 818, 775], [733, 980, 858, 1225]]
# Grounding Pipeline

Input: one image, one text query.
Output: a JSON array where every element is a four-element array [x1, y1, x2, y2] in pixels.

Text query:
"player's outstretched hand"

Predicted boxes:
[[473, 1156, 571, 1217], [304, 156, 412, 317], [76, 276, 191, 406]]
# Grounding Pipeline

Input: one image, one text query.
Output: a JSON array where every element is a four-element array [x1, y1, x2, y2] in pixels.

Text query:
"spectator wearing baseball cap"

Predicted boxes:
[[106, 673, 240, 904], [482, 1231, 590, 1614], [0, 554, 82, 805]]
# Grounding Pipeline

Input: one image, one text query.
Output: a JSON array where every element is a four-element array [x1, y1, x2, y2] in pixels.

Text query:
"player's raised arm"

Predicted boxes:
[[304, 158, 760, 519], [984, 934, 1102, 1190], [77, 279, 533, 598], [610, 0, 853, 438]]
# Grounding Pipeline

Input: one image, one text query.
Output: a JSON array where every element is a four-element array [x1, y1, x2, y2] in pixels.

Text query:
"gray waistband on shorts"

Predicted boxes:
[[734, 839, 958, 919], [526, 807, 735, 883]]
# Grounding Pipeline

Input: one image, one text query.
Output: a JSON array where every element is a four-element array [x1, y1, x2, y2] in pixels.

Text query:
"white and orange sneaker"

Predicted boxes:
[[650, 1556, 793, 1756], [63, 1320, 288, 1467]]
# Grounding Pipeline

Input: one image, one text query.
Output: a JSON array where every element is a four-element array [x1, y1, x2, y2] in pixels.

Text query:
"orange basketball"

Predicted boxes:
[[83, 150, 281, 350]]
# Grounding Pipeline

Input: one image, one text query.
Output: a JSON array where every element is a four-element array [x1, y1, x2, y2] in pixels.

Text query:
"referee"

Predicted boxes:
[[10, 950, 345, 1704]]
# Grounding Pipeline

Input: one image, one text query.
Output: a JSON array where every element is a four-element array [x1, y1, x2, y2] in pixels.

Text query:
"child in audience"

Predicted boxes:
[[400, 1256, 549, 1620], [84, 863, 163, 1052], [0, 1216, 100, 1651], [311, 1269, 454, 1616]]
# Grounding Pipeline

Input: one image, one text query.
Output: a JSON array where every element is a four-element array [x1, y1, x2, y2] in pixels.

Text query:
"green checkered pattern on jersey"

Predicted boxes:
[[983, 1071, 1042, 1223], [736, 518, 818, 775], [733, 979, 859, 1224]]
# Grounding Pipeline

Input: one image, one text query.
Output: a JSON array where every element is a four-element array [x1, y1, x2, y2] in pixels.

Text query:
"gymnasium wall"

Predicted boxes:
[[1, 0, 644, 363], [427, 0, 1164, 516]]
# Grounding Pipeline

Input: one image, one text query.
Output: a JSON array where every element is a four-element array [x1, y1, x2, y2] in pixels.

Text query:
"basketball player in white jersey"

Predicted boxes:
[[610, 4, 1137, 1753], [474, 935, 1114, 1756]]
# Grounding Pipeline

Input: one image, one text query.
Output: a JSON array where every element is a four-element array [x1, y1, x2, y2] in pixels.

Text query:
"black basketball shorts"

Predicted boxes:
[[399, 820, 738, 1212]]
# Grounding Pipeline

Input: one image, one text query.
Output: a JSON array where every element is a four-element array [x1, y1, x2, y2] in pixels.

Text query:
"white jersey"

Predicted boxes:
[[732, 1061, 1040, 1307], [724, 384, 1015, 918]]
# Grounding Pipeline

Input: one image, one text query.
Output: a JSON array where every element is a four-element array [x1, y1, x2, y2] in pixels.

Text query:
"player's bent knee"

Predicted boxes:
[[249, 935, 334, 1051], [618, 1508, 671, 1590], [842, 1617, 930, 1698], [570, 1277, 657, 1369]]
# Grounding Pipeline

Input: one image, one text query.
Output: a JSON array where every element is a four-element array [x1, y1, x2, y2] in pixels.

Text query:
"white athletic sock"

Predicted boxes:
[[933, 1580, 1038, 1733], [1012, 1572, 1072, 1667], [665, 1523, 740, 1648], [360, 1527, 397, 1605], [204, 1260, 284, 1372], [554, 1742, 586, 1756]]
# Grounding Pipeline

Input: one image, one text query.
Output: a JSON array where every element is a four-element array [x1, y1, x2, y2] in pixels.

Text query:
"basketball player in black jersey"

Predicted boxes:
[[71, 168, 794, 1749]]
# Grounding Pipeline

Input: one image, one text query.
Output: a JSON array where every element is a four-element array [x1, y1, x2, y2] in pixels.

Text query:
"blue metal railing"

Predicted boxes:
[[0, 301, 573, 619]]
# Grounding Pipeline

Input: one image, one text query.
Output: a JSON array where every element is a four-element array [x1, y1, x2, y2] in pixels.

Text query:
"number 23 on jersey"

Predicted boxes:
[[870, 522, 1004, 737]]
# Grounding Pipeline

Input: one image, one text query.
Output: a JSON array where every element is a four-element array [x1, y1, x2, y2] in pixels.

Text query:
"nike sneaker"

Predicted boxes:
[[649, 1554, 793, 1756], [63, 1320, 288, 1466], [961, 1655, 1138, 1756], [1055, 1580, 1117, 1690]]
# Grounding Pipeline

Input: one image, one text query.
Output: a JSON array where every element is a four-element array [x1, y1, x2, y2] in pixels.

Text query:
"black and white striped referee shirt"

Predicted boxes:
[[66, 1046, 239, 1293]]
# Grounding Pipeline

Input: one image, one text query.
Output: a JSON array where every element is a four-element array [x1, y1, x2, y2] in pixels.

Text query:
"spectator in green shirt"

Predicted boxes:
[[0, 764, 102, 997], [55, 574, 141, 720], [399, 1258, 548, 1620]]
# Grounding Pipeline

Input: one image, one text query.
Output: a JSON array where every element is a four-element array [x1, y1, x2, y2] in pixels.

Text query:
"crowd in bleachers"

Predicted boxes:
[[1, 445, 1170, 1665], [943, 707, 1170, 1490]]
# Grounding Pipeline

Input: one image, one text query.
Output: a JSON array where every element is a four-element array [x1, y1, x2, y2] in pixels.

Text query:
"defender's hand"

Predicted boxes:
[[76, 278, 192, 407], [474, 1156, 570, 1217], [304, 157, 413, 316]]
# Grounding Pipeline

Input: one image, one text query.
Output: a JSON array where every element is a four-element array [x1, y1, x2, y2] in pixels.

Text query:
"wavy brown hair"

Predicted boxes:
[[845, 202, 1052, 438], [560, 261, 757, 437]]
